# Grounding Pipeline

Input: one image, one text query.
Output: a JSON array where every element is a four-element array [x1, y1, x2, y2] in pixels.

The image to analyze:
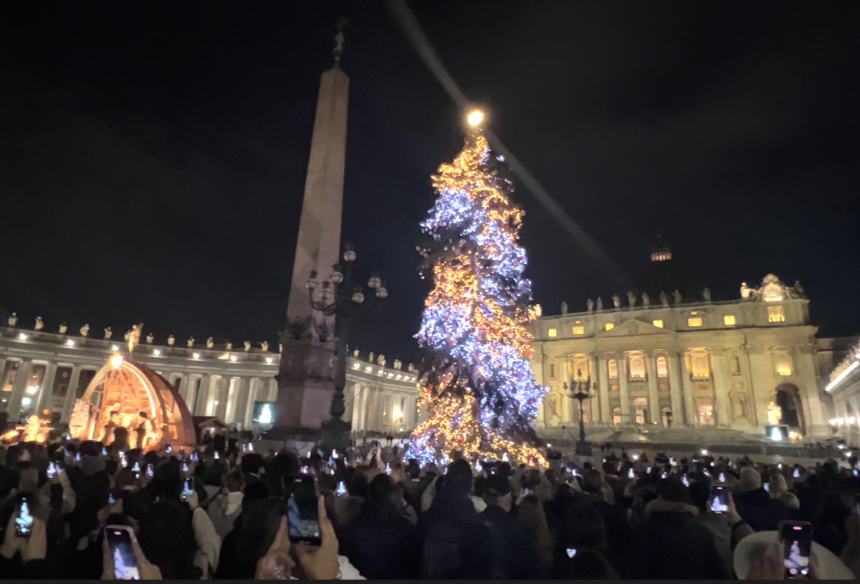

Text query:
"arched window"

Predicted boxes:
[[689, 351, 711, 379], [774, 352, 793, 376], [628, 353, 646, 380], [633, 397, 648, 424], [571, 355, 590, 380], [607, 359, 618, 380], [612, 407, 622, 425], [656, 355, 669, 378]]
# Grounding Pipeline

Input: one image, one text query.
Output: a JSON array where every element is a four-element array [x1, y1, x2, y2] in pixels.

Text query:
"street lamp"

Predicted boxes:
[[564, 368, 595, 456], [307, 244, 388, 453]]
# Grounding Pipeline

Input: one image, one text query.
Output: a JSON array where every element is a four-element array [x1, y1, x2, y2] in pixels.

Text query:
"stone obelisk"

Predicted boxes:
[[276, 27, 349, 435]]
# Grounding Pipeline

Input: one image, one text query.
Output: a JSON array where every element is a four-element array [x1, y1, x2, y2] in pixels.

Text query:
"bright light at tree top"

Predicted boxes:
[[466, 108, 485, 128], [405, 113, 548, 468]]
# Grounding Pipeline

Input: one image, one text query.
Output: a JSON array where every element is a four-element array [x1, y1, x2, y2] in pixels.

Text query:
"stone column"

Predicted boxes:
[[61, 366, 83, 423], [0, 358, 7, 392], [618, 355, 630, 423], [220, 378, 236, 423], [195, 375, 212, 416], [597, 354, 609, 424], [667, 352, 684, 427], [35, 362, 58, 413], [589, 353, 602, 423], [711, 351, 732, 427], [680, 352, 699, 426], [231, 378, 250, 428], [243, 379, 260, 427], [7, 359, 34, 421], [645, 353, 660, 426], [183, 376, 198, 414], [360, 383, 371, 431]]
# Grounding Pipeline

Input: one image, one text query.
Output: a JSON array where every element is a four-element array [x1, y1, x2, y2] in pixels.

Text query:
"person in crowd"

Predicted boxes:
[[689, 480, 754, 575], [338, 474, 419, 578], [631, 476, 729, 579], [734, 467, 793, 531], [207, 469, 244, 539]]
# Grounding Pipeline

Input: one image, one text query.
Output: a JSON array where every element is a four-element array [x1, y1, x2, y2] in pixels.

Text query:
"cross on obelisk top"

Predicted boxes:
[[332, 17, 347, 66]]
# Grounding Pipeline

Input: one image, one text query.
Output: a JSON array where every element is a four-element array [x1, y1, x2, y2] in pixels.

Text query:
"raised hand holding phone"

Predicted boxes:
[[101, 525, 161, 581], [293, 496, 339, 581]]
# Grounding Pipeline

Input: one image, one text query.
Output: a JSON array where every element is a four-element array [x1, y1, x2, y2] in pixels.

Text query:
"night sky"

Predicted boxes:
[[2, 1, 859, 364]]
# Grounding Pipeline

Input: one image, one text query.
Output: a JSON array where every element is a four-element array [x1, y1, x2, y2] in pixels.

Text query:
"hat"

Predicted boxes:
[[483, 473, 511, 497], [733, 531, 853, 580], [739, 467, 761, 492]]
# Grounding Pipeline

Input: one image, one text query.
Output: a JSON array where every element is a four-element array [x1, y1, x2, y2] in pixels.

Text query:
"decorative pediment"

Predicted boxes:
[[740, 273, 804, 302], [599, 318, 672, 337]]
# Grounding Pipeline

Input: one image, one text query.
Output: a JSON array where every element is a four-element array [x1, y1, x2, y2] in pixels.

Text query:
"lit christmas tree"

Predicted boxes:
[[406, 109, 548, 468]]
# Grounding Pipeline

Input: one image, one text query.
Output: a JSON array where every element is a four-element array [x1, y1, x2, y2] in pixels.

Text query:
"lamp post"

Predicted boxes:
[[564, 368, 595, 456], [307, 244, 387, 454]]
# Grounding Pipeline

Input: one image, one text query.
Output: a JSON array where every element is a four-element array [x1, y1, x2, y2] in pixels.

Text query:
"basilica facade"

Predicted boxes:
[[529, 274, 838, 439]]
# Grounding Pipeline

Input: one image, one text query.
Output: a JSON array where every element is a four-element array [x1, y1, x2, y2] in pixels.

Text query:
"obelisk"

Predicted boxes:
[[276, 25, 350, 434]]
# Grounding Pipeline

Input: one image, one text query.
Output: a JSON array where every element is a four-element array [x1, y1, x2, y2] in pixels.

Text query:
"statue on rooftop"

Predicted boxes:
[[673, 289, 682, 304], [59, 323, 68, 334], [206, 337, 215, 349], [641, 292, 650, 308], [586, 298, 594, 313], [7, 313, 17, 327], [104, 326, 113, 340], [611, 294, 621, 310], [626, 291, 637, 308], [80, 323, 90, 337], [596, 297, 603, 311], [659, 291, 669, 307], [703, 287, 712, 302], [561, 301, 568, 314], [35, 316, 44, 331]]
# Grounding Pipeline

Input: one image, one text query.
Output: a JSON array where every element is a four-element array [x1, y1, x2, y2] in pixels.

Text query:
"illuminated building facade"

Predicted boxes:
[[0, 324, 419, 435], [530, 273, 843, 439], [825, 340, 860, 444]]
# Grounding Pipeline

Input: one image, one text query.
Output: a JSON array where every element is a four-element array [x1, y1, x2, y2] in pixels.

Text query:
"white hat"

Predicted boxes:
[[734, 531, 854, 580]]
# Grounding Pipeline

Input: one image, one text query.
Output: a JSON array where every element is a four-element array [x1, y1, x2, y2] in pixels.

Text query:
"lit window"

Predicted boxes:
[[774, 353, 793, 376], [604, 323, 615, 332], [607, 359, 618, 380], [656, 355, 669, 378], [767, 305, 785, 323], [652, 319, 664, 328], [612, 407, 622, 425], [723, 314, 736, 326], [689, 351, 710, 379], [633, 397, 648, 424], [547, 327, 558, 338], [628, 354, 646, 379], [687, 316, 703, 328], [572, 323, 585, 335]]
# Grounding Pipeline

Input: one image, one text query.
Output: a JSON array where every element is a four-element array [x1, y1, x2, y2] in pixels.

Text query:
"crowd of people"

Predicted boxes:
[[0, 433, 859, 580]]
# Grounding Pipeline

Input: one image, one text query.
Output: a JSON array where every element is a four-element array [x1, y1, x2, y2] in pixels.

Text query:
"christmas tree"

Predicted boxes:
[[406, 110, 548, 468]]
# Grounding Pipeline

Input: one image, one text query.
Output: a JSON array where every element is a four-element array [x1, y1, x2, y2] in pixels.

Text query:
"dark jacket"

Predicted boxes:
[[632, 499, 729, 579], [480, 504, 546, 578], [735, 487, 793, 531], [339, 500, 419, 579]]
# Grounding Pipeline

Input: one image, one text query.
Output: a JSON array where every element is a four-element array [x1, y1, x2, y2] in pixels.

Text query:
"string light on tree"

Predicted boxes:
[[405, 108, 548, 468]]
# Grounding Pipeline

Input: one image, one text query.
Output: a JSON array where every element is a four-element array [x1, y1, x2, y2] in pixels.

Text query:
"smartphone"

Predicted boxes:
[[300, 465, 311, 475], [718, 472, 726, 483], [779, 521, 812, 578], [661, 471, 668, 479], [793, 468, 800, 479], [710, 485, 729, 514], [763, 482, 770, 492], [646, 466, 652, 474], [119, 452, 128, 468], [336, 481, 348, 497], [385, 463, 392, 476], [108, 491, 118, 506], [132, 461, 141, 479], [75, 452, 81, 462], [213, 451, 220, 460], [284, 476, 321, 545], [521, 487, 533, 497], [627, 468, 635, 479], [191, 452, 199, 464], [681, 474, 690, 487], [565, 547, 577, 559], [105, 525, 141, 580], [102, 447, 108, 457], [15, 497, 34, 537], [181, 461, 190, 474], [47, 461, 58, 479], [146, 463, 154, 478], [181, 477, 194, 501], [331, 449, 338, 459], [164, 444, 172, 454]]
